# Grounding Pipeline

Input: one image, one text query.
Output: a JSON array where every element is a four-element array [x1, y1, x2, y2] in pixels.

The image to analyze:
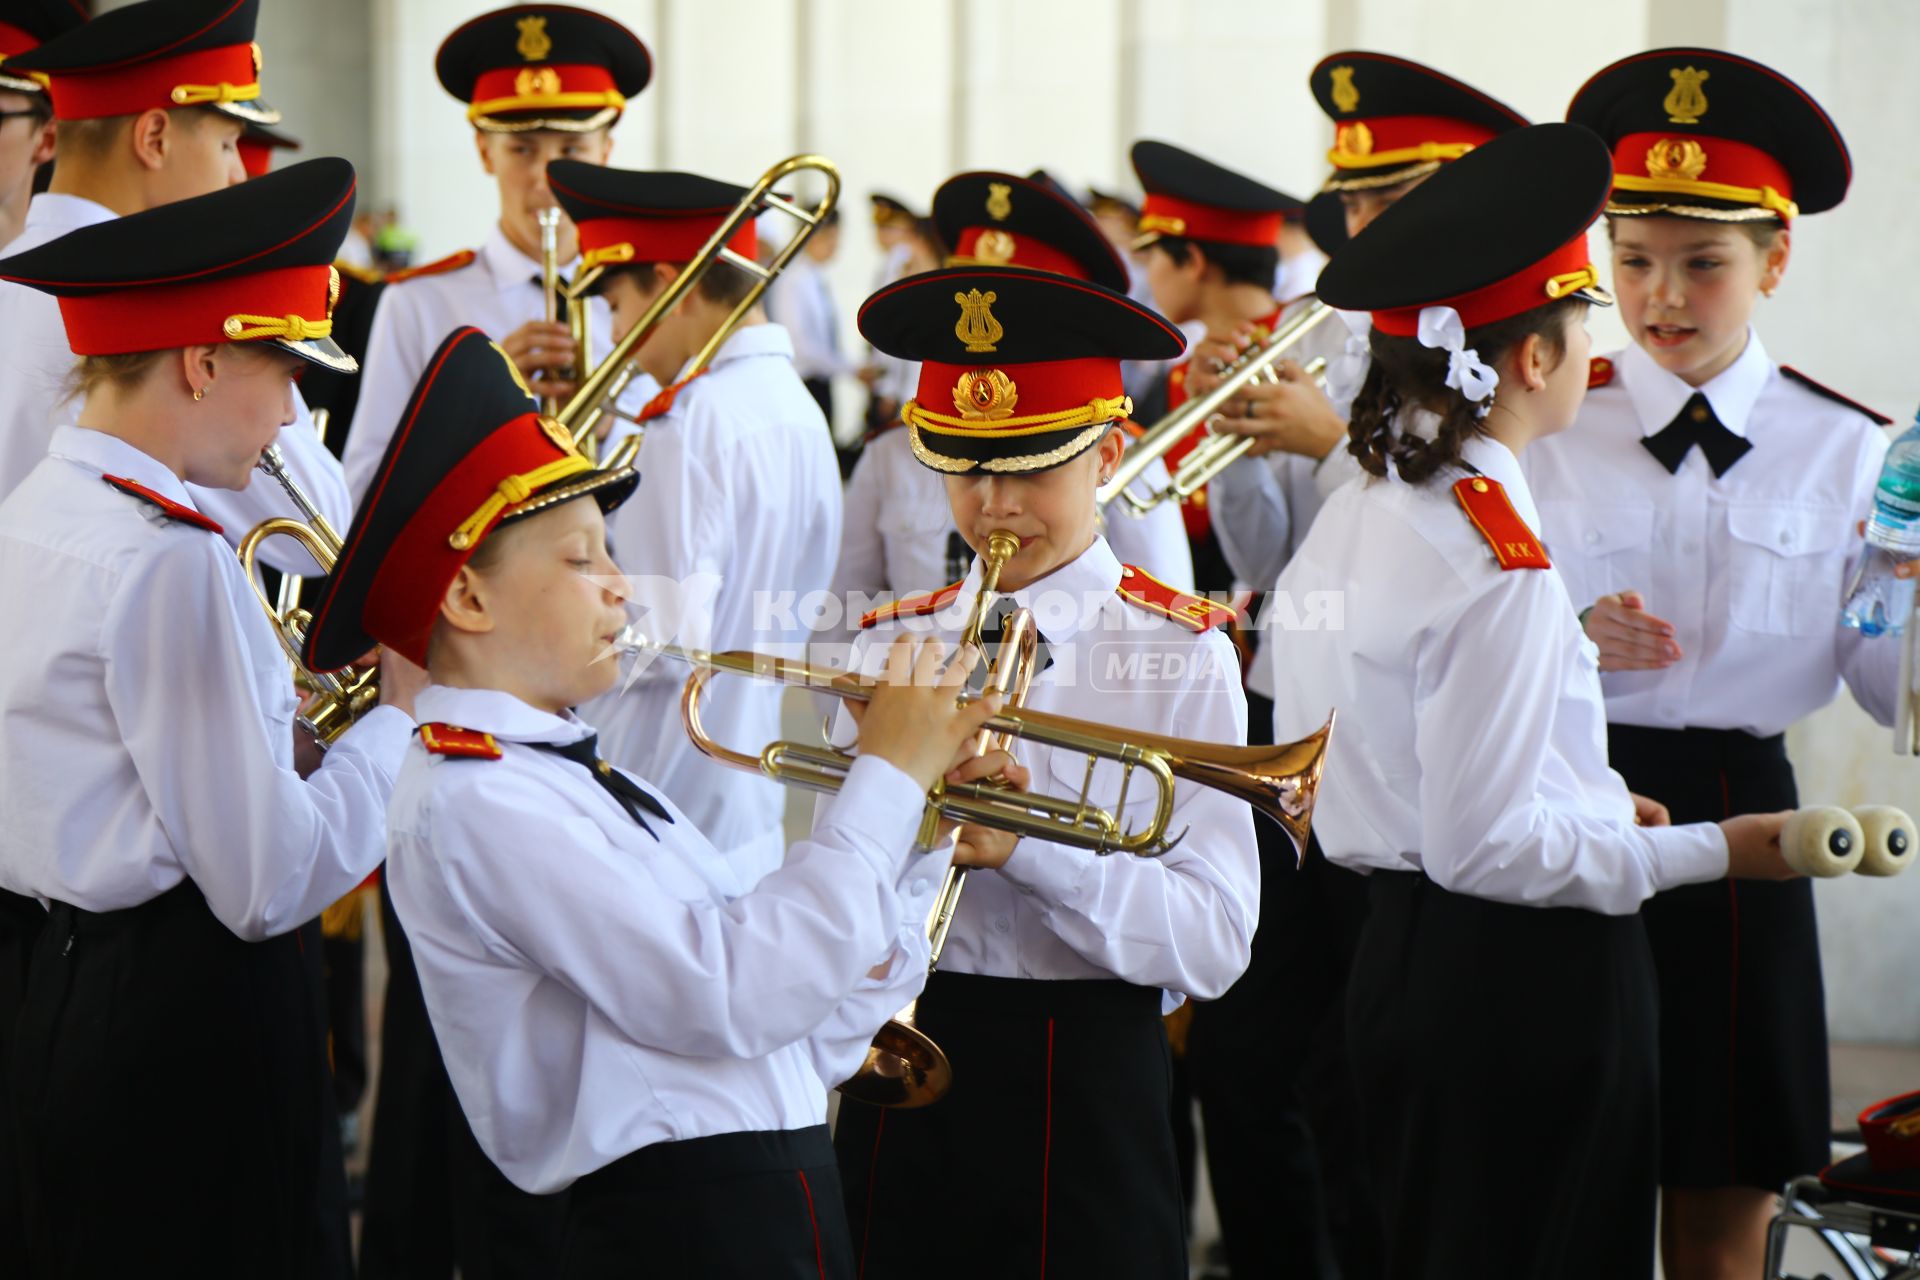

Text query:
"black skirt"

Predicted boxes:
[[835, 972, 1184, 1280], [562, 1124, 851, 1279], [9, 880, 350, 1277], [1609, 722, 1828, 1190], [1347, 870, 1660, 1280]]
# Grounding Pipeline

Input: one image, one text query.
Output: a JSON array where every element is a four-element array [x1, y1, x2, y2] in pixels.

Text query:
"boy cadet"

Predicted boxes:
[[0, 0, 79, 251]]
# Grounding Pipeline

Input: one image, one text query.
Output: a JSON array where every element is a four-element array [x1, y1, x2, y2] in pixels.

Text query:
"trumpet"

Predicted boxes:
[[536, 207, 568, 416], [1098, 299, 1336, 516], [558, 154, 840, 469], [236, 445, 378, 746]]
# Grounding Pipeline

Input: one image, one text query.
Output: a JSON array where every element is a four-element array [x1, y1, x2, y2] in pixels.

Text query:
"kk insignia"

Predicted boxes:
[[1645, 137, 1708, 181], [953, 369, 1018, 421]]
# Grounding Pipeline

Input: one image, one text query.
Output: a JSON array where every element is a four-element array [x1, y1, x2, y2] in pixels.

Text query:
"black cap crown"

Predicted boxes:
[[10, 0, 279, 124], [934, 171, 1127, 291]]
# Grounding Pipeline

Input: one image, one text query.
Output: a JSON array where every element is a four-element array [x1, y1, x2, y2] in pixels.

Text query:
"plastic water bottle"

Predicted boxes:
[[1841, 407, 1920, 636]]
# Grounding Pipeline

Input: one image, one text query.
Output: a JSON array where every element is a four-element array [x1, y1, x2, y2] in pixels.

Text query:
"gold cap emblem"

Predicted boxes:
[[1664, 66, 1709, 125], [954, 369, 1018, 421], [986, 183, 1013, 221], [1330, 65, 1360, 114], [515, 65, 562, 97], [1645, 137, 1709, 182], [1334, 121, 1374, 158], [954, 289, 1004, 354], [539, 415, 578, 455], [975, 229, 1016, 264], [327, 266, 342, 315], [516, 15, 553, 62], [492, 340, 536, 400]]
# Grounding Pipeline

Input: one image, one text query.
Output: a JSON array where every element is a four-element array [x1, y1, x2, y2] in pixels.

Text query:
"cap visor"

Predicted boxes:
[[275, 334, 357, 373], [215, 97, 282, 126]]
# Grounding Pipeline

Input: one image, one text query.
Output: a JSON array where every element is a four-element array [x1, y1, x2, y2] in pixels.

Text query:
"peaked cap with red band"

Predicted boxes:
[[436, 4, 649, 134], [1130, 140, 1303, 250], [548, 160, 757, 291], [1316, 123, 1613, 337], [0, 155, 358, 369], [238, 119, 298, 178], [0, 0, 87, 94], [933, 170, 1128, 292], [859, 264, 1184, 475], [303, 326, 637, 672], [1310, 52, 1527, 193], [1567, 47, 1849, 223], [869, 191, 919, 229], [7, 0, 279, 124]]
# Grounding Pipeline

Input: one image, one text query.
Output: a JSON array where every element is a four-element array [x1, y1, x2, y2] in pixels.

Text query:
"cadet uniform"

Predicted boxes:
[[0, 156, 410, 1278], [1265, 124, 1725, 1280], [302, 325, 941, 1279], [833, 265, 1260, 1280], [547, 161, 843, 882], [1528, 48, 1896, 1195], [0, 0, 349, 575], [832, 170, 1194, 658], [342, 3, 653, 504]]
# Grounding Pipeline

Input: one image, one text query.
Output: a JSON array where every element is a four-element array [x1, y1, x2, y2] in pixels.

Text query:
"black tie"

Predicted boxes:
[[969, 596, 1053, 696], [536, 734, 674, 837], [1641, 393, 1752, 478]]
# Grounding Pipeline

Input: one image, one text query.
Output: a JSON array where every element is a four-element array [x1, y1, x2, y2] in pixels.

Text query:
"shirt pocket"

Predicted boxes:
[[1538, 500, 1657, 615], [1725, 502, 1850, 637]]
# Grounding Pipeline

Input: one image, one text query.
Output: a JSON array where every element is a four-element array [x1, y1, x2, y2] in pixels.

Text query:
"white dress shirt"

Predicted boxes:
[[387, 683, 944, 1195], [0, 426, 412, 936], [831, 536, 1258, 1005], [344, 225, 652, 505], [764, 256, 852, 381], [830, 426, 1196, 654], [1524, 334, 1897, 737], [0, 193, 352, 575], [1264, 433, 1729, 915], [586, 323, 841, 881]]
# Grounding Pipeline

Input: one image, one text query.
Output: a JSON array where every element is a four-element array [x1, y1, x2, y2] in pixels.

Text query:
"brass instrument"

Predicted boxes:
[[237, 444, 378, 746], [1098, 299, 1336, 515], [557, 154, 841, 468], [536, 207, 566, 416]]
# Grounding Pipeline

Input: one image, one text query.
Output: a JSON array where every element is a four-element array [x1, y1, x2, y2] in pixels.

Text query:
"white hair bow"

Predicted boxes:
[[1417, 305, 1498, 415], [1326, 307, 1373, 406]]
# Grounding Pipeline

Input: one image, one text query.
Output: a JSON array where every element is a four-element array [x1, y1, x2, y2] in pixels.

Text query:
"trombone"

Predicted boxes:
[[1098, 299, 1336, 516], [557, 154, 841, 469], [236, 444, 379, 747]]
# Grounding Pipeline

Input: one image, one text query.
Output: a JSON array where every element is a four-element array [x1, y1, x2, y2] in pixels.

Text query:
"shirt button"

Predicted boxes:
[[993, 916, 1011, 934], [909, 879, 930, 897], [1690, 404, 1710, 423], [1584, 529, 1600, 545], [1779, 530, 1795, 547], [1121, 567, 1135, 578]]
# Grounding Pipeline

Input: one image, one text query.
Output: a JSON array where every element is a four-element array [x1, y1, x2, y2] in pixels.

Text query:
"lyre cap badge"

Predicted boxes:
[[1330, 65, 1360, 114], [986, 183, 1013, 221], [975, 229, 1016, 264], [1664, 66, 1710, 124], [515, 15, 553, 62], [954, 289, 1004, 354], [515, 66, 562, 97], [953, 369, 1018, 421], [1645, 137, 1709, 182]]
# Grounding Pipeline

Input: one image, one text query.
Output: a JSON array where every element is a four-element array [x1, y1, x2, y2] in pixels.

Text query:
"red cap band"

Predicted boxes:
[[1138, 193, 1282, 247], [469, 62, 617, 109], [1371, 232, 1597, 336], [949, 226, 1092, 280], [43, 42, 258, 121], [1612, 131, 1794, 204], [1329, 113, 1499, 167], [578, 213, 755, 266], [0, 21, 37, 58], [914, 356, 1124, 426], [56, 264, 331, 355]]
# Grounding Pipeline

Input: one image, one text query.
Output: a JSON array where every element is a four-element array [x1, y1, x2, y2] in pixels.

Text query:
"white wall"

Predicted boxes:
[[335, 0, 1920, 1040]]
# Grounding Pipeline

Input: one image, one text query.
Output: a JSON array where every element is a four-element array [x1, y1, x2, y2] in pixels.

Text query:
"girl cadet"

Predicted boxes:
[[1263, 124, 1795, 1280], [0, 158, 419, 1277], [300, 325, 1011, 1279], [1527, 49, 1905, 1280], [833, 264, 1260, 1280]]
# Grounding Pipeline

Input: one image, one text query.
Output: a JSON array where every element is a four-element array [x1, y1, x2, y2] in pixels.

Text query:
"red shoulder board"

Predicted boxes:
[[101, 474, 224, 533], [334, 258, 383, 286], [418, 723, 502, 760], [859, 580, 964, 630], [1452, 477, 1550, 570], [635, 369, 709, 423], [1166, 362, 1189, 410], [1119, 418, 1147, 441], [1780, 366, 1894, 426], [1115, 565, 1237, 632], [386, 248, 477, 285], [1588, 356, 1614, 388]]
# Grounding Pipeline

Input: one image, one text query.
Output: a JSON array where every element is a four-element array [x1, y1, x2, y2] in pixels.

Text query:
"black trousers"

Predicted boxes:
[[0, 889, 46, 1280], [1186, 691, 1378, 1280], [11, 881, 351, 1277], [1609, 723, 1828, 1190], [836, 972, 1184, 1280], [563, 1125, 849, 1278], [1347, 871, 1660, 1280], [359, 879, 568, 1280]]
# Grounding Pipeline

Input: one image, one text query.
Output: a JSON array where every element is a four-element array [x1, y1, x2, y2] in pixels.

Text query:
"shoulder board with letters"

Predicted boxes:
[[1452, 476, 1549, 570], [1588, 356, 1615, 389], [1780, 366, 1893, 426], [1165, 361, 1190, 410], [386, 248, 477, 285], [418, 723, 502, 760], [1115, 564, 1237, 632], [859, 580, 964, 629], [101, 475, 224, 534]]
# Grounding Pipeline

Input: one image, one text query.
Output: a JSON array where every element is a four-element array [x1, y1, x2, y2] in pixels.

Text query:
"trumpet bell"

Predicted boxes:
[[837, 1017, 952, 1110]]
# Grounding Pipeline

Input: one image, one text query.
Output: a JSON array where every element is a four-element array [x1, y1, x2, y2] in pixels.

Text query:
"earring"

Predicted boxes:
[[192, 386, 205, 402]]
